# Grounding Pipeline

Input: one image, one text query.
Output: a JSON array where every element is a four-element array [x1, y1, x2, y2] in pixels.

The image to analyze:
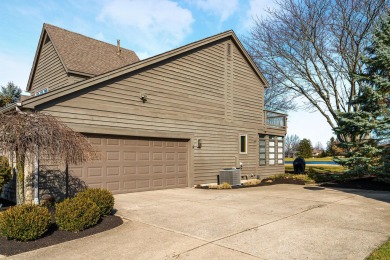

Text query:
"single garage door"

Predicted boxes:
[[70, 134, 189, 194]]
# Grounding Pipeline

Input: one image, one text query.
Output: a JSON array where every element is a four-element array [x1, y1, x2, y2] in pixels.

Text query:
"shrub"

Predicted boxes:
[[76, 188, 114, 216], [209, 182, 233, 189], [265, 174, 315, 185], [0, 156, 11, 193], [243, 179, 261, 186], [0, 204, 51, 241], [55, 197, 100, 232]]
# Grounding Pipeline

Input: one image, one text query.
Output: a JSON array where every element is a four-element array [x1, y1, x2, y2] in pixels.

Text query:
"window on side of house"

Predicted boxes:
[[259, 134, 266, 166], [35, 88, 49, 96], [277, 136, 284, 164], [269, 135, 275, 165], [239, 134, 247, 154]]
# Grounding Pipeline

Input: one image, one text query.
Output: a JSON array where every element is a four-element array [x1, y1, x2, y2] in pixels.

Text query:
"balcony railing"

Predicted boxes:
[[264, 110, 287, 130]]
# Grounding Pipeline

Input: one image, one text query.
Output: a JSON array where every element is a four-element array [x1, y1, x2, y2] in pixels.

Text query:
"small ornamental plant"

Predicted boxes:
[[76, 188, 114, 216], [55, 196, 100, 232], [0, 204, 51, 241]]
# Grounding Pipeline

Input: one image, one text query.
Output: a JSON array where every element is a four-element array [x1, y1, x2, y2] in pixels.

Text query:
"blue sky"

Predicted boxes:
[[0, 0, 334, 147]]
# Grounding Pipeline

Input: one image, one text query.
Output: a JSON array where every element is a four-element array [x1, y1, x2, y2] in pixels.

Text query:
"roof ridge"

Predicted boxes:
[[43, 23, 136, 54]]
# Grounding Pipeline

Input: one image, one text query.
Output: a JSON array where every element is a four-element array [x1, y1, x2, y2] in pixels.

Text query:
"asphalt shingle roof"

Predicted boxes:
[[44, 23, 140, 76]]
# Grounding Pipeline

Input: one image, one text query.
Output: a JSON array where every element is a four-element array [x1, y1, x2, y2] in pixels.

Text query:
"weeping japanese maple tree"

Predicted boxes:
[[0, 111, 95, 204]]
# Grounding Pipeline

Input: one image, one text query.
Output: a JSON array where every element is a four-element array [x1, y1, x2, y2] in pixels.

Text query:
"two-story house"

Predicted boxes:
[[3, 24, 287, 195]]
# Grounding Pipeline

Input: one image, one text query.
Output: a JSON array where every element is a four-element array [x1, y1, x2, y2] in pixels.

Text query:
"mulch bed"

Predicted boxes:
[[196, 176, 390, 191], [0, 212, 123, 256], [321, 176, 390, 191]]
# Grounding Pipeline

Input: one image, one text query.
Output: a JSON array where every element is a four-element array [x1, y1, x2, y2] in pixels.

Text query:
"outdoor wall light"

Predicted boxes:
[[140, 94, 148, 103], [193, 138, 202, 148]]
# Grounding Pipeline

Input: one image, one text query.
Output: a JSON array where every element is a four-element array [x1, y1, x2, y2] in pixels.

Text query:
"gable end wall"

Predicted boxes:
[[30, 39, 69, 93]]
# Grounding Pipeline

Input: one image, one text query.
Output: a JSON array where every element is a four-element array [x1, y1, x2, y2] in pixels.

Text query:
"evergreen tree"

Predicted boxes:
[[326, 137, 344, 156], [334, 12, 390, 176], [0, 82, 22, 107], [296, 138, 313, 158]]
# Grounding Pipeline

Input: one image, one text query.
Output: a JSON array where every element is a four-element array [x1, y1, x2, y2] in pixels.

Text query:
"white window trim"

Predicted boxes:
[[239, 134, 248, 154], [35, 87, 49, 96]]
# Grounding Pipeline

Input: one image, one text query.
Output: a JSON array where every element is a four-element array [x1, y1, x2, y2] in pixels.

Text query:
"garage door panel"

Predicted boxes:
[[178, 177, 187, 185], [70, 135, 189, 194], [106, 182, 120, 192], [106, 151, 120, 161], [106, 167, 120, 176], [137, 152, 150, 161]]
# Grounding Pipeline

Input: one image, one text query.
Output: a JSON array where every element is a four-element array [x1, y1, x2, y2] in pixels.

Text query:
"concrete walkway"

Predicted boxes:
[[6, 184, 390, 260]]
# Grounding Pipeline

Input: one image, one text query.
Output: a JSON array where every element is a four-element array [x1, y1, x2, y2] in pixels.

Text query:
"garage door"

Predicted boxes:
[[70, 135, 189, 194]]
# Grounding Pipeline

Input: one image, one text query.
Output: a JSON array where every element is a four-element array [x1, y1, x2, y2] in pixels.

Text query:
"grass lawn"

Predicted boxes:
[[285, 157, 334, 162], [285, 165, 346, 173], [367, 238, 390, 260]]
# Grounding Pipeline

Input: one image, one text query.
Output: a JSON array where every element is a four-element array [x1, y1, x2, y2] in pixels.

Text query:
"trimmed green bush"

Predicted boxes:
[[0, 204, 51, 241], [76, 188, 114, 216], [55, 196, 100, 232]]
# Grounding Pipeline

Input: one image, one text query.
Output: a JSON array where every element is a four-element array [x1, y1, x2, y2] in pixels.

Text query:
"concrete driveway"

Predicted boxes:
[[6, 184, 390, 260]]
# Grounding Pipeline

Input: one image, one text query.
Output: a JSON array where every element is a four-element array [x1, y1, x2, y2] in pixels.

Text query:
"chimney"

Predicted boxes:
[[117, 39, 121, 56]]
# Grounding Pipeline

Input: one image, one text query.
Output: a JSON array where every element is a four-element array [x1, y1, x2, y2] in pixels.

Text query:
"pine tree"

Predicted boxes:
[[0, 82, 22, 107], [334, 12, 390, 176], [296, 138, 313, 158]]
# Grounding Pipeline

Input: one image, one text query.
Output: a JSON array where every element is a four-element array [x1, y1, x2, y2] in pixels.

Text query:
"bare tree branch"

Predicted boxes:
[[245, 0, 388, 141]]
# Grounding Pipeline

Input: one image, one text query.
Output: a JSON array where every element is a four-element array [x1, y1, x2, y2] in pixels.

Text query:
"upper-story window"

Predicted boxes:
[[35, 88, 48, 96], [239, 134, 247, 154]]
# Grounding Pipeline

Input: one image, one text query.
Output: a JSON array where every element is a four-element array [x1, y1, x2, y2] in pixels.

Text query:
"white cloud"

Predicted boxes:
[[0, 52, 32, 93], [189, 0, 238, 22], [98, 0, 194, 55], [244, 0, 279, 29]]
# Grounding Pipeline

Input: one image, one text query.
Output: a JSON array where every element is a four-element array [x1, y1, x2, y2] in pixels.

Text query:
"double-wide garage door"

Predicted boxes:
[[70, 135, 189, 194]]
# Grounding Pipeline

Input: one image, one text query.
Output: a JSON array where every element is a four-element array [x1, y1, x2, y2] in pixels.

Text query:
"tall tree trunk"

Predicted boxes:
[[16, 159, 24, 205], [65, 162, 69, 198], [33, 149, 39, 205]]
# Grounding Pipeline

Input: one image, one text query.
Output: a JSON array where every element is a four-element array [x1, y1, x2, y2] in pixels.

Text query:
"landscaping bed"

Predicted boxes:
[[196, 173, 390, 191], [0, 214, 122, 256], [0, 188, 123, 256], [196, 174, 314, 189]]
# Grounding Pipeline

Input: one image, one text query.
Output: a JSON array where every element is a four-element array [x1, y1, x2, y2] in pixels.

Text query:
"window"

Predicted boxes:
[[259, 135, 266, 165], [35, 88, 48, 96], [259, 135, 284, 166], [269, 136, 275, 165], [278, 139, 284, 164], [239, 134, 247, 154]]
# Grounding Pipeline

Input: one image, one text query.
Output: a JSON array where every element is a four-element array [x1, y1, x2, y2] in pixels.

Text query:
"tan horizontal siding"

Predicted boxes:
[[39, 38, 281, 184], [259, 165, 285, 177], [31, 40, 69, 93]]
